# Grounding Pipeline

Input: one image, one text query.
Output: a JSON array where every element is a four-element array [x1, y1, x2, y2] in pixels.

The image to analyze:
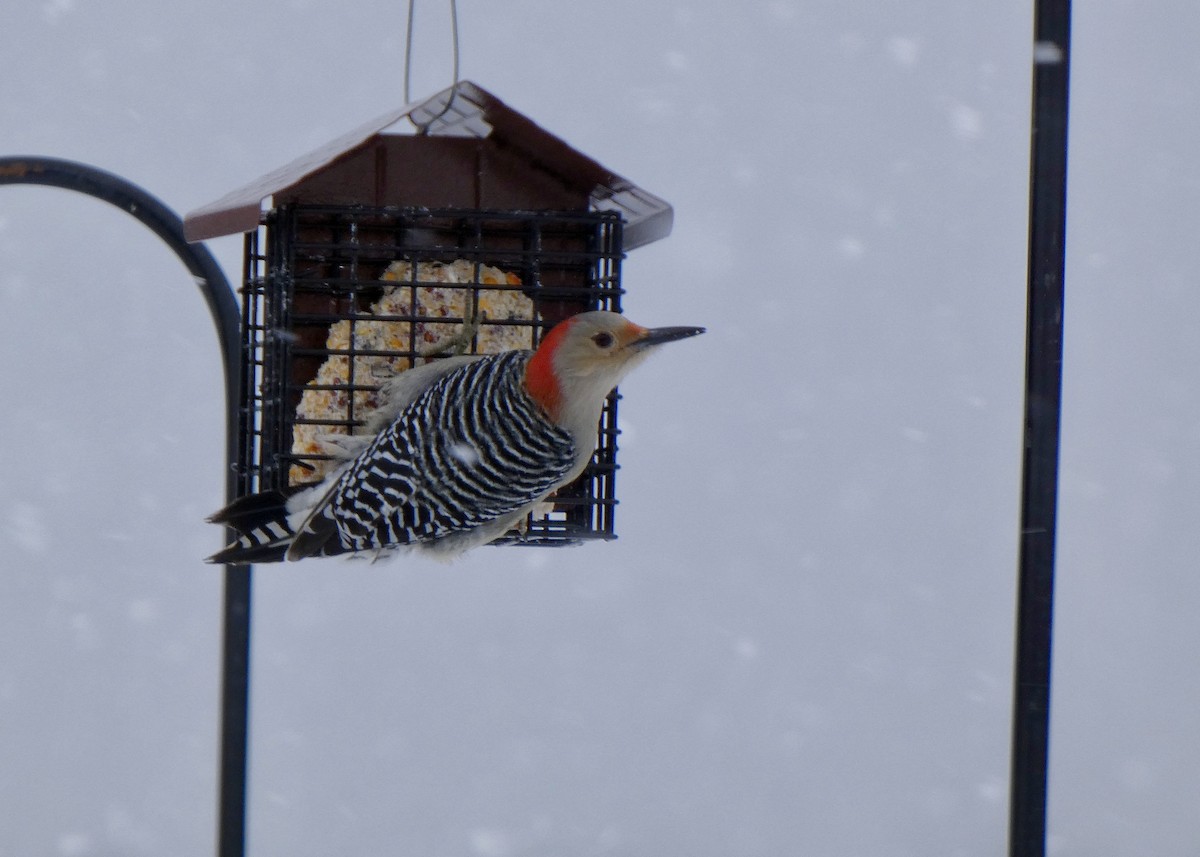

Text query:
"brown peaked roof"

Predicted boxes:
[[183, 81, 673, 249]]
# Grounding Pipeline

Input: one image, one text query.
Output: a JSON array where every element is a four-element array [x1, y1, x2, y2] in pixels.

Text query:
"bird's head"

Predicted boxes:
[[525, 310, 705, 424]]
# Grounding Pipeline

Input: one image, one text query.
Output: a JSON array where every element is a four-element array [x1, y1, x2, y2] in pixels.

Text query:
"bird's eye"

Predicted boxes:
[[592, 331, 615, 349]]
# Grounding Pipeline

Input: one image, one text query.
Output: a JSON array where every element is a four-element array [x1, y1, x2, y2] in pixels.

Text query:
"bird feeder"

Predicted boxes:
[[184, 82, 673, 546]]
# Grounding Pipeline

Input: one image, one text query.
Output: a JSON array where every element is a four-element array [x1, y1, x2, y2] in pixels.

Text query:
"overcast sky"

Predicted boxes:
[[2, 1, 1198, 855]]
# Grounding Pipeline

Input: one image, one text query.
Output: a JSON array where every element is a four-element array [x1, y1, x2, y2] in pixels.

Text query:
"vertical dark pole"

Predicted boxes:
[[1009, 3, 1071, 857], [0, 158, 250, 857], [218, 567, 251, 857]]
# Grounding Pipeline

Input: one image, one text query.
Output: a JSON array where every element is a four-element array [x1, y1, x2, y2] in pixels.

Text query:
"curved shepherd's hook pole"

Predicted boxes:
[[0, 157, 251, 857]]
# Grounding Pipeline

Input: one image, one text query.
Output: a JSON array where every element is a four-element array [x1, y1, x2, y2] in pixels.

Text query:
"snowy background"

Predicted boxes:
[[2, 1, 1198, 855]]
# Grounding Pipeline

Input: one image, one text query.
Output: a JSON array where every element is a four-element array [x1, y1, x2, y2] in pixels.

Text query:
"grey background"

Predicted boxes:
[[1, 1, 1197, 855]]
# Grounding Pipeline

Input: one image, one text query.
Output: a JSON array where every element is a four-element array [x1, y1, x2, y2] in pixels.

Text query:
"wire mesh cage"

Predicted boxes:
[[237, 204, 626, 545], [184, 82, 675, 548]]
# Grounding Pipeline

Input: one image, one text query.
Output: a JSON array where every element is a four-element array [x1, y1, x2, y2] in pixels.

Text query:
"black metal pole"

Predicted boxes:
[[1009, 2, 1071, 856], [0, 157, 252, 857]]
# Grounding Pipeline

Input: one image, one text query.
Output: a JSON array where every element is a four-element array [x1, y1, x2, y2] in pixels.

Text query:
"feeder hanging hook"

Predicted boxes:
[[404, 0, 460, 133]]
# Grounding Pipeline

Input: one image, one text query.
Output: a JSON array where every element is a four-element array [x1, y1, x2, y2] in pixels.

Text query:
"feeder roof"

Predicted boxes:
[[183, 81, 672, 249]]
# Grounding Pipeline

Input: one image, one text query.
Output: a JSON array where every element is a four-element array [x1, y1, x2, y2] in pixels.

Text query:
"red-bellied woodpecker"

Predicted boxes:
[[208, 311, 704, 563]]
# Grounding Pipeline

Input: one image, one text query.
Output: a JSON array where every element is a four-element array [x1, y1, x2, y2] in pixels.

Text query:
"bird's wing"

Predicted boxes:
[[360, 354, 485, 435], [286, 351, 575, 560], [284, 356, 483, 560]]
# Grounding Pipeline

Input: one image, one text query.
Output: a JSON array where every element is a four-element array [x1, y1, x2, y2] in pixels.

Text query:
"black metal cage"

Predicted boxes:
[[236, 204, 626, 545]]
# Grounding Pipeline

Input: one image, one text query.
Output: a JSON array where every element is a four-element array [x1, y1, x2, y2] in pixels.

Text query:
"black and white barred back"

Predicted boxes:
[[289, 349, 577, 558]]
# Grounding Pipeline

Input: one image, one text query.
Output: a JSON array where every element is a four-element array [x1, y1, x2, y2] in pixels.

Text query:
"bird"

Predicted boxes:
[[207, 311, 704, 564]]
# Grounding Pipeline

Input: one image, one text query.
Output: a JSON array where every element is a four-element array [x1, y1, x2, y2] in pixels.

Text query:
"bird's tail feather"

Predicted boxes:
[[207, 490, 295, 565]]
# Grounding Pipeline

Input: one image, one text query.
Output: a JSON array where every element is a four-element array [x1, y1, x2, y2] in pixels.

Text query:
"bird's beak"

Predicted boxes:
[[633, 325, 706, 349]]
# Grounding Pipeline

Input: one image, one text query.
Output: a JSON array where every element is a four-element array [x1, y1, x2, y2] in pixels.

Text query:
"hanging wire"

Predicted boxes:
[[404, 0, 460, 133]]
